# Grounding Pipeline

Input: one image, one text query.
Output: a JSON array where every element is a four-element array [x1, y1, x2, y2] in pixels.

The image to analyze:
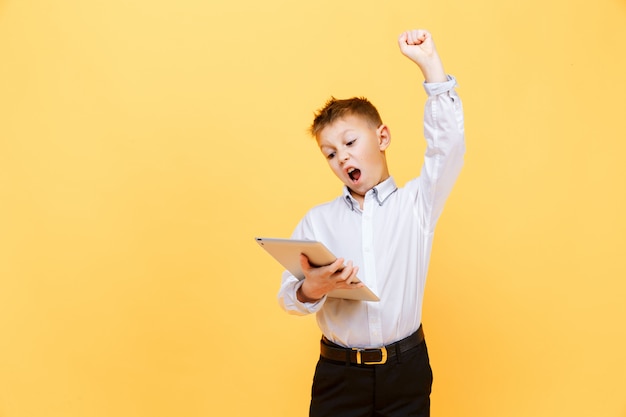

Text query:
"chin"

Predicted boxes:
[[348, 184, 368, 196]]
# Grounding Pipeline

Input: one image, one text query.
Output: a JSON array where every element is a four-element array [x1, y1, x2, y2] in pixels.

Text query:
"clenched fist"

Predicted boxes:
[[398, 29, 447, 83]]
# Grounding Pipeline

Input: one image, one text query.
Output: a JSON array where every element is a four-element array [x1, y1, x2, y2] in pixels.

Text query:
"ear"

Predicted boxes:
[[377, 124, 391, 151]]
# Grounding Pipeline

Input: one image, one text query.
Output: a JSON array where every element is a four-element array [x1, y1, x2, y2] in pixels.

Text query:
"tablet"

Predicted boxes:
[[255, 237, 379, 302]]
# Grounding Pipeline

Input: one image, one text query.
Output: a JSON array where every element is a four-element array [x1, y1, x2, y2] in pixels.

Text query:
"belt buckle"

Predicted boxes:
[[352, 346, 387, 365]]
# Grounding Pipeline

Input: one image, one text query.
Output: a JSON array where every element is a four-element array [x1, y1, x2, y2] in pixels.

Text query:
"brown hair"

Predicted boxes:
[[309, 97, 383, 137]]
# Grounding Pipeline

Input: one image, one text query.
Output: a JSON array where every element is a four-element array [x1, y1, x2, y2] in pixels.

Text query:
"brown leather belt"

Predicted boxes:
[[320, 325, 424, 365]]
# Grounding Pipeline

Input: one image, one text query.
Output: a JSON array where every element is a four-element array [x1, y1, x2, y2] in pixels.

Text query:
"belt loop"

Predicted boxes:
[[395, 341, 402, 364]]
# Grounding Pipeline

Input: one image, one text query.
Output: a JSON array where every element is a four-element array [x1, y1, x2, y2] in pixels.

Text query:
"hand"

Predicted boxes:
[[398, 29, 447, 83], [297, 254, 363, 302]]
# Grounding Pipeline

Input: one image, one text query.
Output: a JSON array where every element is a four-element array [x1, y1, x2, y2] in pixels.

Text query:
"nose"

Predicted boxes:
[[338, 150, 350, 163]]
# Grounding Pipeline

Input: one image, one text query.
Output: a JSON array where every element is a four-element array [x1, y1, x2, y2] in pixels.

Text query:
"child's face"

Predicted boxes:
[[316, 114, 390, 204]]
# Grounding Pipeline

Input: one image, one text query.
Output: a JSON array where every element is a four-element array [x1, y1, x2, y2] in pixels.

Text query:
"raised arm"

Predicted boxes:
[[399, 29, 465, 230]]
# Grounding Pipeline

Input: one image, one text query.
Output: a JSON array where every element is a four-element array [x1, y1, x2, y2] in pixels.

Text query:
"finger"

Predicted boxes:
[[417, 30, 430, 45], [330, 261, 350, 282], [398, 31, 408, 46], [299, 253, 312, 271], [334, 260, 352, 279], [345, 266, 360, 284], [407, 29, 429, 46], [341, 271, 364, 289], [328, 257, 345, 273]]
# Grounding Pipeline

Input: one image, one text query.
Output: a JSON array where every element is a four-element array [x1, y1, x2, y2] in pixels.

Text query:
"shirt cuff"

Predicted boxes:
[[423, 75, 458, 96], [294, 281, 326, 313]]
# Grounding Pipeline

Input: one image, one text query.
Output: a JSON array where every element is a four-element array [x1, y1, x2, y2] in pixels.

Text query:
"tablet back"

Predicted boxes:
[[255, 237, 379, 301]]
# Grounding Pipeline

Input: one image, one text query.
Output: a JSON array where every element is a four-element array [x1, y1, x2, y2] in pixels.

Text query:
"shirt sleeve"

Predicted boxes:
[[412, 74, 465, 232], [276, 214, 327, 315]]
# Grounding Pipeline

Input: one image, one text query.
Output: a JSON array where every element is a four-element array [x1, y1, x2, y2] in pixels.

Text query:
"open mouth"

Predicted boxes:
[[347, 168, 361, 183]]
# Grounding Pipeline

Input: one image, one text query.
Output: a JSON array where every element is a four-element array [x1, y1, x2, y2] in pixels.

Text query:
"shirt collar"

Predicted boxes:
[[342, 177, 398, 211]]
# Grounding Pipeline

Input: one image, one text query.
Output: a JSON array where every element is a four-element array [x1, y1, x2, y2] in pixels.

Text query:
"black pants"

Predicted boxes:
[[309, 339, 433, 417]]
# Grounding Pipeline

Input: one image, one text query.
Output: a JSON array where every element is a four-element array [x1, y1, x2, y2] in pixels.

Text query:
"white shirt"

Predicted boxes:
[[277, 76, 465, 348]]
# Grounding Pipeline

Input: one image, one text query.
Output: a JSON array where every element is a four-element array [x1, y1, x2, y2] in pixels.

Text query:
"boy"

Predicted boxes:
[[277, 29, 465, 417]]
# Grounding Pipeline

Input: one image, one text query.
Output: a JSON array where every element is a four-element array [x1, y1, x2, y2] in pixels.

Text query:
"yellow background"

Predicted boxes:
[[1, 0, 625, 416]]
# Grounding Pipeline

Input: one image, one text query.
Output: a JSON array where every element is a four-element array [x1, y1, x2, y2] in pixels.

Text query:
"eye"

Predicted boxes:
[[326, 152, 336, 160], [346, 138, 356, 146]]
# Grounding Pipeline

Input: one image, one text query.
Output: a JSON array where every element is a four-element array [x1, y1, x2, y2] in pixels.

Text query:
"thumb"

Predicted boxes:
[[299, 253, 312, 270], [397, 31, 409, 49]]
